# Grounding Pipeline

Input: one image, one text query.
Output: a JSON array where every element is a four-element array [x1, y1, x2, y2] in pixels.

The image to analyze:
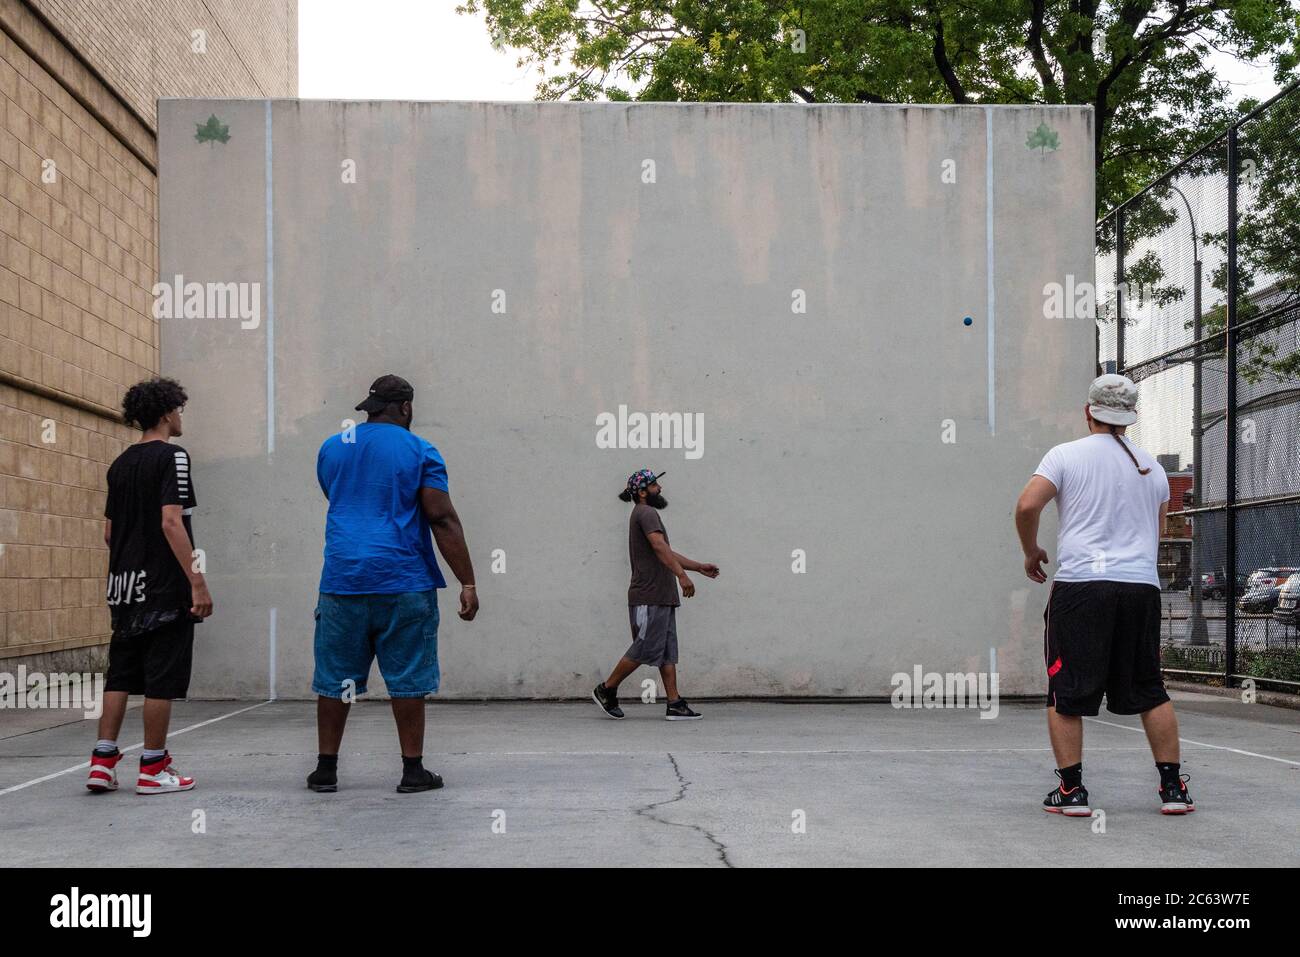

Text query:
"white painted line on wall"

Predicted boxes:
[[984, 107, 996, 436], [1085, 716, 1299, 767], [0, 701, 273, 797], [265, 100, 276, 456], [269, 606, 278, 701]]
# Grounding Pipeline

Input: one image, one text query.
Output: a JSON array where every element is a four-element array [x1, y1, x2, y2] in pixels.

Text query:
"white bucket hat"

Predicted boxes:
[[1088, 373, 1139, 426]]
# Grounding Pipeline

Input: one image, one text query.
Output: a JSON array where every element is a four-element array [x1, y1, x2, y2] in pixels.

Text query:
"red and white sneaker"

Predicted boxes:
[[86, 751, 122, 792], [135, 752, 196, 794]]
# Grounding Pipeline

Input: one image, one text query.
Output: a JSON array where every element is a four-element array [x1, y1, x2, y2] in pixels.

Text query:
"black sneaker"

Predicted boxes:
[[592, 683, 625, 719], [306, 765, 337, 793], [396, 767, 444, 793], [665, 699, 702, 721], [1042, 771, 1090, 817], [1159, 773, 1195, 815]]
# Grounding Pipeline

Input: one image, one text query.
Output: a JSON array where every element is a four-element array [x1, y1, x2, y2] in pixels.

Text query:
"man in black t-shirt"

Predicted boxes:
[[591, 470, 719, 721], [86, 378, 214, 796]]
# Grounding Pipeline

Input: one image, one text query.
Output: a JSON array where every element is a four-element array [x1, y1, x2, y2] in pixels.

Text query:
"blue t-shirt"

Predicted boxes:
[[317, 422, 449, 594]]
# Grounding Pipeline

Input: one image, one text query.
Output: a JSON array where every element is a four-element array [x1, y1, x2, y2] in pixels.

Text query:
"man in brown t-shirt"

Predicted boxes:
[[592, 470, 719, 720]]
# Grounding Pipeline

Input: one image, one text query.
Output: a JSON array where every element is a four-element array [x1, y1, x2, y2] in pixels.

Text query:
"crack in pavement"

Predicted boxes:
[[634, 752, 733, 868]]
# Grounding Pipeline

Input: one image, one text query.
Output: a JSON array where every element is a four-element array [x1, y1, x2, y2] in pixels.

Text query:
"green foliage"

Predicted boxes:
[[1109, 91, 1299, 384], [458, 0, 1299, 214], [1161, 644, 1300, 688], [195, 114, 231, 145], [1241, 648, 1300, 683]]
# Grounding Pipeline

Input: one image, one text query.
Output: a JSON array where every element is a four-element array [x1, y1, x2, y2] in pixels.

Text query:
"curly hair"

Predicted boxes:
[[121, 378, 188, 430]]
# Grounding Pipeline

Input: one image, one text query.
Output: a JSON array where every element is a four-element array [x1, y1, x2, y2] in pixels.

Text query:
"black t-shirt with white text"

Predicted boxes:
[[104, 441, 197, 636]]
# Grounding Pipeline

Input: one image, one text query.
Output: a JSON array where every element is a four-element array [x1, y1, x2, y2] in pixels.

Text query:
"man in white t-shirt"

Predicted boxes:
[[1015, 374, 1195, 818]]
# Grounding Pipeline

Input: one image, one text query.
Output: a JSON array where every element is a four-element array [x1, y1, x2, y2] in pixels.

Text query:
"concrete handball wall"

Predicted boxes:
[[158, 99, 1094, 699]]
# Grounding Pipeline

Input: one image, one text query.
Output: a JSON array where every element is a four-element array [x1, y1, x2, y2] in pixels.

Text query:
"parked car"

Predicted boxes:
[[1200, 571, 1248, 601], [1272, 573, 1300, 626], [1236, 567, 1298, 614]]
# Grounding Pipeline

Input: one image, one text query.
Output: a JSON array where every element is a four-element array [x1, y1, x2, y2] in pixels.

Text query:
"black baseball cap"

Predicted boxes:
[[355, 374, 414, 413]]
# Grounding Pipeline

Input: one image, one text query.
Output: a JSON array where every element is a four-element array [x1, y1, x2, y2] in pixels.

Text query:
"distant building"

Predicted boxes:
[[1158, 469, 1194, 589], [1165, 470, 1193, 538]]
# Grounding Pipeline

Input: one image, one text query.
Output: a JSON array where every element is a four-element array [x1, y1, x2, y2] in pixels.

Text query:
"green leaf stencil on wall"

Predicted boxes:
[[1026, 123, 1059, 155], [195, 114, 231, 145]]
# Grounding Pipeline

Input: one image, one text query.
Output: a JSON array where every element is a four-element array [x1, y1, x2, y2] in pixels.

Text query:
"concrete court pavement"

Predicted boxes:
[[1, 690, 1296, 867]]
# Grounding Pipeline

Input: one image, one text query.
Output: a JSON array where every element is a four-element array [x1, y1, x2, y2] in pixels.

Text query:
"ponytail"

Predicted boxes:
[[1109, 426, 1151, 474]]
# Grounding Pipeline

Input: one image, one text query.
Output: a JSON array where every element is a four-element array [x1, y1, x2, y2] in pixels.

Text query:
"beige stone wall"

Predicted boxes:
[[0, 0, 295, 662], [0, 383, 127, 653], [27, 0, 297, 129]]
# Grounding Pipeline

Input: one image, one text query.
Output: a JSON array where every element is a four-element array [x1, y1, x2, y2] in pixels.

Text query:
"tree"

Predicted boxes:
[[1095, 87, 1299, 384], [459, 0, 1299, 215], [1206, 88, 1300, 381]]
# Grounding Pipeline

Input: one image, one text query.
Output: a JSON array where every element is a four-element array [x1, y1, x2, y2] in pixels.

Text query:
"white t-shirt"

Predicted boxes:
[[1033, 434, 1170, 587]]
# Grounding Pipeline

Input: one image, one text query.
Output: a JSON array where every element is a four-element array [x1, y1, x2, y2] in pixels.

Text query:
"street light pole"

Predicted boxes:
[[1169, 184, 1210, 645], [1189, 255, 1210, 644]]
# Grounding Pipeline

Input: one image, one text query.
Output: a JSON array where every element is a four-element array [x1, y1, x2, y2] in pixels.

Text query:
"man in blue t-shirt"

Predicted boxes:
[[308, 374, 479, 795]]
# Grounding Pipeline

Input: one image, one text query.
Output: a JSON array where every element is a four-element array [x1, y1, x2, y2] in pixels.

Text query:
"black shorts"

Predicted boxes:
[[104, 616, 195, 700], [1043, 580, 1169, 717]]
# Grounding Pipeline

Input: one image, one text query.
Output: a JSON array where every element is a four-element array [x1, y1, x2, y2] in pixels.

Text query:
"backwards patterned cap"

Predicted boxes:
[[625, 469, 665, 494]]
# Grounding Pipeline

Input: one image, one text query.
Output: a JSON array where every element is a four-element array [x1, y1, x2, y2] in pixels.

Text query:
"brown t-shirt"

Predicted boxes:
[[628, 503, 679, 607]]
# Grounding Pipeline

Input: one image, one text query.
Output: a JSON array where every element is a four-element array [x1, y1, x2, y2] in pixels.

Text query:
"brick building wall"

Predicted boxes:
[[1166, 472, 1193, 539], [0, 0, 295, 666], [28, 0, 297, 127]]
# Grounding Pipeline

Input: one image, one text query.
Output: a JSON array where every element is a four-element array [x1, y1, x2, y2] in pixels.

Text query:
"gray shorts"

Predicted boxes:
[[625, 604, 678, 667]]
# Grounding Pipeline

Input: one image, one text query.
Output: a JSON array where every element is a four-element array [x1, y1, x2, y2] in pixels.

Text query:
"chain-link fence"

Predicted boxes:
[[1096, 80, 1300, 692]]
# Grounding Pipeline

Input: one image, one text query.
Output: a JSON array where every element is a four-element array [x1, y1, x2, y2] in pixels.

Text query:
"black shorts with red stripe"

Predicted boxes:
[[1043, 580, 1170, 717]]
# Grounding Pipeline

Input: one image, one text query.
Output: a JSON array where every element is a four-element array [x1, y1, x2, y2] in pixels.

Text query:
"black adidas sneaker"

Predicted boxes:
[[1043, 771, 1091, 817], [1158, 773, 1195, 815]]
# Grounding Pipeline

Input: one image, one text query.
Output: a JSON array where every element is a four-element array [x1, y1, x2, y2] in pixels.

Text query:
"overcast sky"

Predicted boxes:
[[297, 0, 1286, 104], [298, 0, 541, 101]]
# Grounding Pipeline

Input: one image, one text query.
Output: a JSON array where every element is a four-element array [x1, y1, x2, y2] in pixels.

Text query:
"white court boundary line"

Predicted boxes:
[[4, 704, 1290, 795], [1085, 716, 1299, 767], [0, 700, 272, 797], [482, 746, 1210, 756]]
